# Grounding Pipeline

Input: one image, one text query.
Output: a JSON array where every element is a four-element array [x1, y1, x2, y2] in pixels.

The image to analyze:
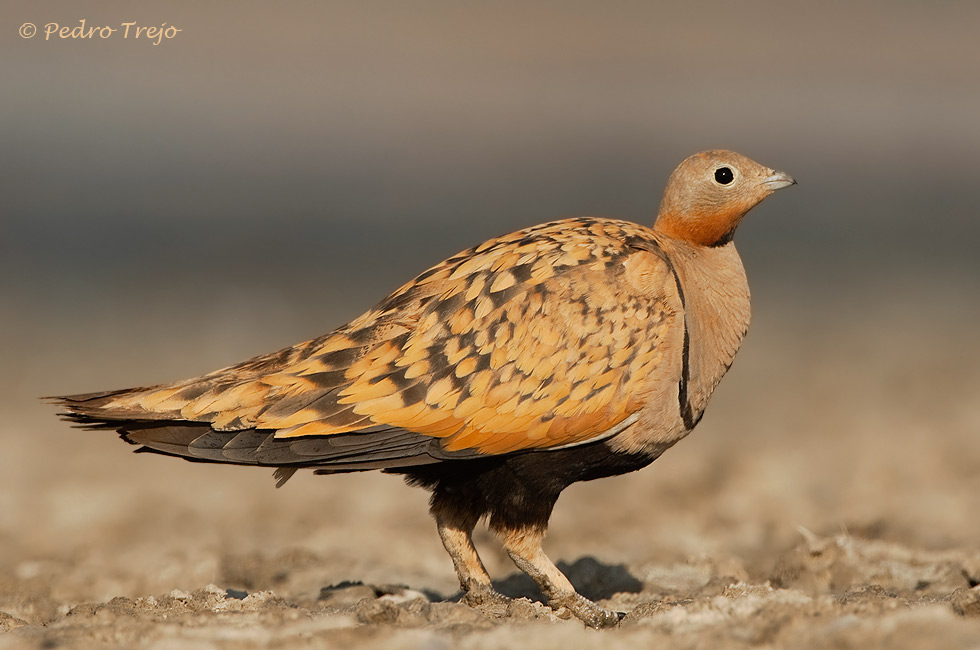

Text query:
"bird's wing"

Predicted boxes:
[[81, 219, 684, 456]]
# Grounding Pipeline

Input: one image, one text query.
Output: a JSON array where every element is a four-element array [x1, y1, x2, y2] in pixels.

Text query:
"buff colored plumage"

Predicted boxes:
[[51, 150, 794, 628]]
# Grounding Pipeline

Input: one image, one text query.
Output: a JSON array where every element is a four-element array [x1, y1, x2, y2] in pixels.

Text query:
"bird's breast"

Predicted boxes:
[[608, 239, 750, 456], [679, 241, 751, 420]]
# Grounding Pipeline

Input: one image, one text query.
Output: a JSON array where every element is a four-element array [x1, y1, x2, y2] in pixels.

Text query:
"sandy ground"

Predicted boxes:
[[2, 289, 980, 649]]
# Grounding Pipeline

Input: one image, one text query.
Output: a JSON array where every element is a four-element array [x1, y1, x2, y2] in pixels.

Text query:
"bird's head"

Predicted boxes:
[[654, 150, 795, 247]]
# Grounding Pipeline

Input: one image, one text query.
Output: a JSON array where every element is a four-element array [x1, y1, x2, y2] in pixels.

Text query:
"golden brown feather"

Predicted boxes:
[[75, 218, 683, 455]]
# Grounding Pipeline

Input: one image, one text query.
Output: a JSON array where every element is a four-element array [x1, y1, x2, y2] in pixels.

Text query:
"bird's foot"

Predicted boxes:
[[462, 582, 513, 617], [462, 584, 512, 606], [551, 592, 624, 629]]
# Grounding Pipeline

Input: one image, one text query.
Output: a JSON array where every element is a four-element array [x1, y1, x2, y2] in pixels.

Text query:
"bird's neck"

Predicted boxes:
[[659, 236, 752, 420], [653, 208, 746, 248]]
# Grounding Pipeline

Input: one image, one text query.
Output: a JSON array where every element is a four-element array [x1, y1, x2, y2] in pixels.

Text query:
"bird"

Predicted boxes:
[[50, 150, 795, 628]]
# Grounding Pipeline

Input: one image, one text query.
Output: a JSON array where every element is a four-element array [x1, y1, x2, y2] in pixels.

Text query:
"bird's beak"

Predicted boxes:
[[762, 171, 797, 190]]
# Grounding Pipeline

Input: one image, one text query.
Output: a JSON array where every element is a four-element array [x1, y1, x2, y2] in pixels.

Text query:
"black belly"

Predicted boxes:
[[397, 441, 659, 531]]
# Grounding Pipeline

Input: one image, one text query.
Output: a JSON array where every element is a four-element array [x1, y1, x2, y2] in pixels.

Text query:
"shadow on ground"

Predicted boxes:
[[492, 556, 643, 602]]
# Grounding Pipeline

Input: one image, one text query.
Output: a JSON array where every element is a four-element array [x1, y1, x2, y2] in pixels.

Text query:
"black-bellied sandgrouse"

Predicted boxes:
[[52, 150, 795, 628]]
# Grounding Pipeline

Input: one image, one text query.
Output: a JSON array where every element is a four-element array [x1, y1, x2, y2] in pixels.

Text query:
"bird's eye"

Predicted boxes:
[[714, 167, 734, 185]]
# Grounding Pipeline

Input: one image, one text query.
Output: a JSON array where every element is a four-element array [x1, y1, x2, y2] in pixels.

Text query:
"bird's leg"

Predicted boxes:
[[494, 524, 623, 629], [433, 509, 510, 607]]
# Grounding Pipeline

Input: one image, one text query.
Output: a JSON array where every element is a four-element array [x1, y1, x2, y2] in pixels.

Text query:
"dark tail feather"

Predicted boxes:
[[47, 392, 460, 486]]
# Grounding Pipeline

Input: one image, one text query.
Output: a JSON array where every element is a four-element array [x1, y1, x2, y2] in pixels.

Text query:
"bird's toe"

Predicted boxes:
[[462, 583, 512, 612], [553, 592, 622, 629]]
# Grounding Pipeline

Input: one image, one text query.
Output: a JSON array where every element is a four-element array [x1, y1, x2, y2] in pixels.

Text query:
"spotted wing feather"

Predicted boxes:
[[55, 218, 682, 463]]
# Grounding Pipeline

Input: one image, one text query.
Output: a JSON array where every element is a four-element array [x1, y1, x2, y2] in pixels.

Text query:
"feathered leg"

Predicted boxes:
[[433, 506, 512, 609], [494, 524, 623, 629]]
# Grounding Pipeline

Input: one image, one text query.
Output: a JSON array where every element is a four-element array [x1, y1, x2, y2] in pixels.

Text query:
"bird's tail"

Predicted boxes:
[[47, 390, 445, 486]]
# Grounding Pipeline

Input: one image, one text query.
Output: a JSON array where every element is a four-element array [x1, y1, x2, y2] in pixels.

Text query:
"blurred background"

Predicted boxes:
[[1, 0, 978, 612]]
